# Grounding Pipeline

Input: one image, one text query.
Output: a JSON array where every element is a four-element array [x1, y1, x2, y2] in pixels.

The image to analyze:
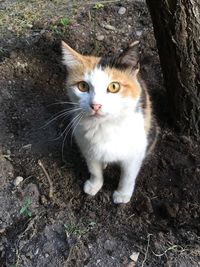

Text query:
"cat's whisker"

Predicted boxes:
[[62, 113, 82, 140], [41, 107, 82, 129], [47, 101, 79, 107], [61, 113, 83, 160], [49, 107, 81, 119], [47, 113, 77, 141], [70, 112, 84, 145], [48, 110, 83, 141]]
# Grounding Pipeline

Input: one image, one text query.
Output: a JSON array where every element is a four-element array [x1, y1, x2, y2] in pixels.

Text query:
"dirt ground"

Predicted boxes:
[[0, 0, 200, 266]]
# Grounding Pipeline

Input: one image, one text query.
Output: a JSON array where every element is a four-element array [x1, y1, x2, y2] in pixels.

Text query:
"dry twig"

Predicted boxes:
[[38, 160, 53, 198]]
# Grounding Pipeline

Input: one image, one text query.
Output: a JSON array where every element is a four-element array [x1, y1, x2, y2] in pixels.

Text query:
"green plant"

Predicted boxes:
[[93, 3, 104, 9], [64, 221, 96, 237], [19, 197, 32, 217], [59, 17, 70, 27]]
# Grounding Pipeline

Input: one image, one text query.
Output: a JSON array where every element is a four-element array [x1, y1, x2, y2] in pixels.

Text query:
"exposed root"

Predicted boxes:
[[141, 233, 152, 267]]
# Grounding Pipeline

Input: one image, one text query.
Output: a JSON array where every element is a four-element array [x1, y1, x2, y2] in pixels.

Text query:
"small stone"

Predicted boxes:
[[118, 7, 126, 15], [88, 244, 92, 249], [130, 251, 140, 262], [22, 144, 32, 149], [102, 23, 116, 31], [96, 35, 104, 41], [41, 195, 48, 205], [126, 262, 136, 267], [6, 149, 11, 155], [14, 176, 24, 186], [27, 24, 33, 28], [104, 240, 115, 251], [136, 30, 143, 37], [165, 203, 179, 218], [0, 228, 5, 234], [35, 248, 39, 255]]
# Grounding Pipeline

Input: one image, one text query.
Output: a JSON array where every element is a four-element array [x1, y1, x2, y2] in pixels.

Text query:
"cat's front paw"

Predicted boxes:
[[113, 190, 131, 204], [83, 180, 102, 196]]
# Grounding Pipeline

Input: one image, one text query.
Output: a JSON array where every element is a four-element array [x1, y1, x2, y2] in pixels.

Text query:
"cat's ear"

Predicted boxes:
[[61, 41, 83, 68], [118, 41, 140, 75]]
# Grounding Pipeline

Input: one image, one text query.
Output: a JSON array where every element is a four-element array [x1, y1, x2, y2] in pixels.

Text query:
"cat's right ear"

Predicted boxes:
[[118, 41, 140, 75], [61, 41, 83, 68]]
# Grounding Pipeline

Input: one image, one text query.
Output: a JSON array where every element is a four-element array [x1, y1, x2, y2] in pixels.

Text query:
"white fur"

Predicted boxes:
[[62, 47, 79, 68], [68, 68, 147, 204]]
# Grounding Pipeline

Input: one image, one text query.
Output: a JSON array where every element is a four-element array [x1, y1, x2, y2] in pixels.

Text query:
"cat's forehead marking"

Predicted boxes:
[[84, 56, 100, 70], [84, 67, 111, 89]]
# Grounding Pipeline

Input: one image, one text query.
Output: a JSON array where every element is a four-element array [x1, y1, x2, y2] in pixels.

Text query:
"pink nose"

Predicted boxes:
[[90, 103, 102, 111]]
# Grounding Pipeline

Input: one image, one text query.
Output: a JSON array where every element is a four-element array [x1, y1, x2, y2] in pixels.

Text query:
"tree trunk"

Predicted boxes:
[[146, 0, 200, 139]]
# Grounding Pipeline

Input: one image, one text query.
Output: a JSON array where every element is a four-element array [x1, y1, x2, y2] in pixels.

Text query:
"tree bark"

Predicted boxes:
[[146, 0, 200, 139]]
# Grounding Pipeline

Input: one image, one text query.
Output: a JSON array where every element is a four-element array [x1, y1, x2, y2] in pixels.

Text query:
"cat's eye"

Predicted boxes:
[[77, 81, 89, 92], [107, 82, 120, 93]]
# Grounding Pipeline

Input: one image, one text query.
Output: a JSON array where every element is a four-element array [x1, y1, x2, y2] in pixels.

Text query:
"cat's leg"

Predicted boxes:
[[84, 160, 103, 196], [113, 155, 145, 204]]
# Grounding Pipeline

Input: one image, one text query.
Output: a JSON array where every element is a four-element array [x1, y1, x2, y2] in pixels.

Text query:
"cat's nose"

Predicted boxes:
[[90, 103, 102, 111]]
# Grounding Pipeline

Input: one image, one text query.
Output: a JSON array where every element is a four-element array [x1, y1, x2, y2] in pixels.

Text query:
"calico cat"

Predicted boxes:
[[62, 41, 158, 204]]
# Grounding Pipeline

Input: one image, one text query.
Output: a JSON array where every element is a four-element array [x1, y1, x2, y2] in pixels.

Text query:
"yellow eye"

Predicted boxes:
[[107, 82, 120, 93], [77, 81, 89, 92]]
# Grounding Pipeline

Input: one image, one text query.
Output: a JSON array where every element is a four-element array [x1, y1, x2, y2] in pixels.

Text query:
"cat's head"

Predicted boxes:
[[62, 41, 142, 121]]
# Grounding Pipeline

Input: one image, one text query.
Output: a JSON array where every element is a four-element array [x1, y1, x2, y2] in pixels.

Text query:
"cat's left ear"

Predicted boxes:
[[118, 41, 140, 75], [61, 41, 83, 68]]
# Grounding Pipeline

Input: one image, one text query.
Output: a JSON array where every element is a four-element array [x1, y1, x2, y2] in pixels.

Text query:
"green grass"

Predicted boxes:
[[0, 0, 75, 36], [93, 3, 104, 9], [64, 221, 96, 237], [19, 197, 32, 217], [59, 17, 70, 27]]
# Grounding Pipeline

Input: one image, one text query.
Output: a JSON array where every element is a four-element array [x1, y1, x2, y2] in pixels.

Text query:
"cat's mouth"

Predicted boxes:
[[91, 113, 102, 118], [89, 111, 104, 118]]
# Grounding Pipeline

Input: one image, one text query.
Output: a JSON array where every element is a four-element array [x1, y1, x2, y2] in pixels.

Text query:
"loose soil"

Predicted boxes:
[[0, 1, 200, 266]]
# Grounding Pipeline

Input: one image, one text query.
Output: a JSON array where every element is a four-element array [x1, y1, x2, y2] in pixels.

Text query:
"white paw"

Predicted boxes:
[[83, 180, 102, 196], [113, 190, 131, 204]]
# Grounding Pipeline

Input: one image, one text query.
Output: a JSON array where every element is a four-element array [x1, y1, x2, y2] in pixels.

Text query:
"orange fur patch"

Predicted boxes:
[[143, 92, 152, 133], [67, 56, 100, 85]]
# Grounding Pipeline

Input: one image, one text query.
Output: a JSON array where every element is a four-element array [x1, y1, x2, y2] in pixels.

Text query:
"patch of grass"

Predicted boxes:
[[0, 0, 74, 36], [64, 221, 96, 238], [19, 197, 32, 217], [59, 17, 70, 27], [47, 17, 71, 36]]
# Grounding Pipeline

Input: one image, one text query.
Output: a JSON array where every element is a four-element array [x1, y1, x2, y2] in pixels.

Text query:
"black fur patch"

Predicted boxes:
[[98, 56, 127, 70], [139, 77, 147, 110], [147, 118, 159, 153], [98, 45, 140, 71], [135, 76, 147, 113]]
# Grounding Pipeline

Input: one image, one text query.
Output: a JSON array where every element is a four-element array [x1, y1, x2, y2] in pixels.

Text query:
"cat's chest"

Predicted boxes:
[[75, 114, 147, 162]]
